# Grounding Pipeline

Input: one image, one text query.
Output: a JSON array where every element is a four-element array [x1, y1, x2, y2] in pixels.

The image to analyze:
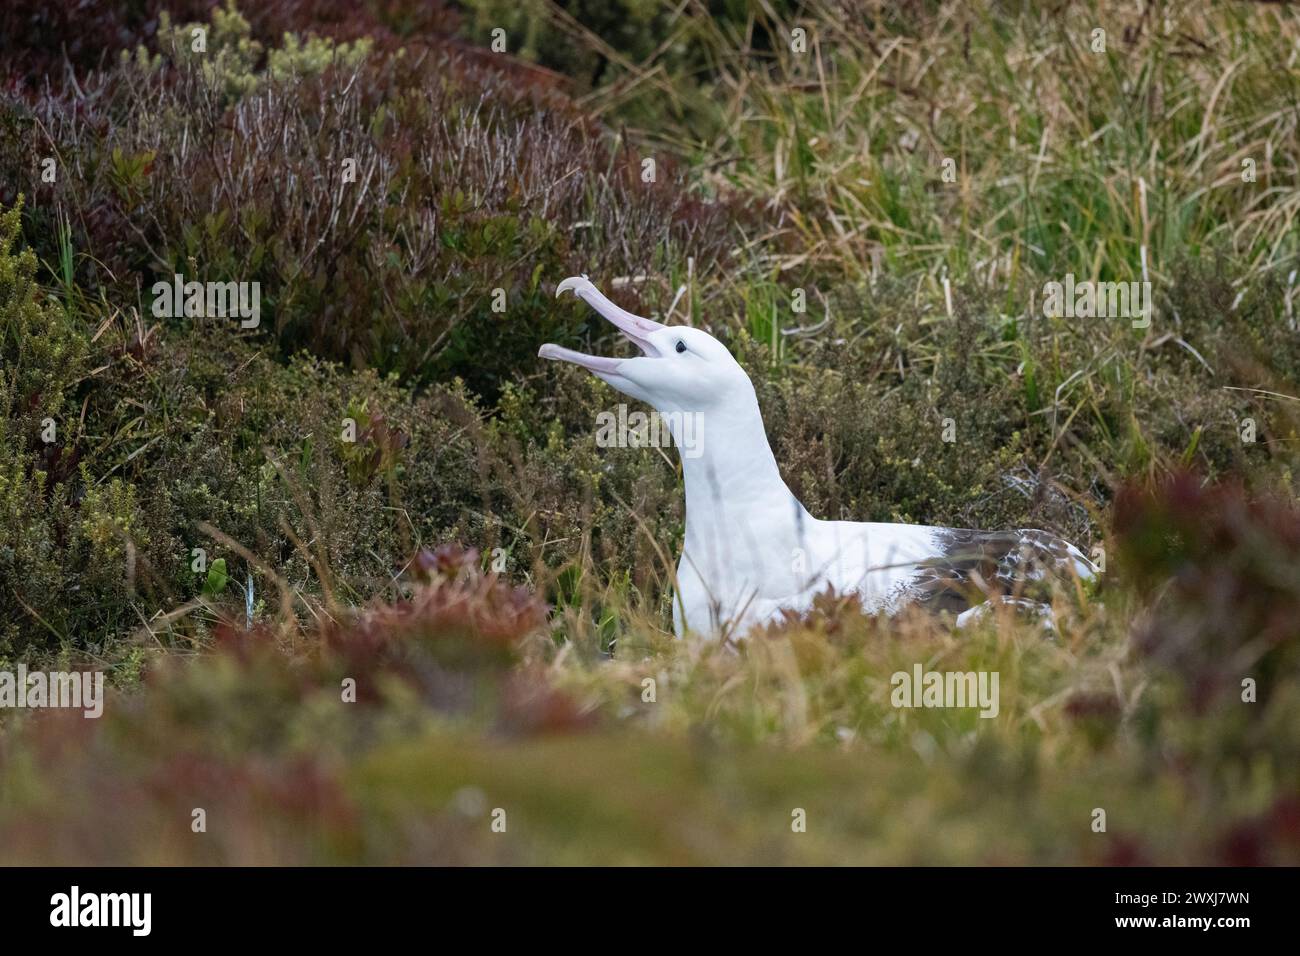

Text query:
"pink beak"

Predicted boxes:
[[539, 276, 667, 371]]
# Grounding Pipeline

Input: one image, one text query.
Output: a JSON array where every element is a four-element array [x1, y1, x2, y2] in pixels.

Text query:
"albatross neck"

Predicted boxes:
[[674, 390, 807, 537]]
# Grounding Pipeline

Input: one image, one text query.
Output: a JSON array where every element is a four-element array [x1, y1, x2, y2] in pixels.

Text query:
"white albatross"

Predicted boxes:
[[540, 276, 1096, 638]]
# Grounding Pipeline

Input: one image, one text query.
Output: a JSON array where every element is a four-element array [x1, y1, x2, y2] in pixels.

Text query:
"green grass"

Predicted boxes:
[[568, 0, 1300, 284]]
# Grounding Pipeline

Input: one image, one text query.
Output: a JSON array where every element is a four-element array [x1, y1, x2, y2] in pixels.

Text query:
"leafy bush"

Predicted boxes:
[[1117, 474, 1300, 714], [0, 1, 745, 396], [0, 198, 100, 655]]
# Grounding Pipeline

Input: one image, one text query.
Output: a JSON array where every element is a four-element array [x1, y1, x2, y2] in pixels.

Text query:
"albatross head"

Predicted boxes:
[[538, 276, 752, 414]]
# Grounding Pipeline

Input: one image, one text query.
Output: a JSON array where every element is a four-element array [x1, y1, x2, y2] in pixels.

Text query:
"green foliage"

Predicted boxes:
[[0, 198, 88, 417], [0, 483, 1297, 864], [268, 31, 374, 82], [5, 1, 744, 397], [0, 197, 95, 655], [590, 1, 1300, 284], [128, 0, 374, 103], [203, 557, 230, 596], [79, 477, 147, 573]]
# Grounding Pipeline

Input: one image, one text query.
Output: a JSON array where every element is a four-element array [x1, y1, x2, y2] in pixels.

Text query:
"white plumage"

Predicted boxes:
[[541, 276, 1095, 638]]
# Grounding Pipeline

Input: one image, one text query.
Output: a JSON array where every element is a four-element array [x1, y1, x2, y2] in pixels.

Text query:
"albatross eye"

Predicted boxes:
[[675, 340, 687, 353]]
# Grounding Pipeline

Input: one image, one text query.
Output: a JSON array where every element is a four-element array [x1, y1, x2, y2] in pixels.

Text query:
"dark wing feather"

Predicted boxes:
[[904, 528, 1090, 615]]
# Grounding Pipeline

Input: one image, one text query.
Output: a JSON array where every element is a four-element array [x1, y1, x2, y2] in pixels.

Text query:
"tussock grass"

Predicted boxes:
[[566, 1, 1300, 284]]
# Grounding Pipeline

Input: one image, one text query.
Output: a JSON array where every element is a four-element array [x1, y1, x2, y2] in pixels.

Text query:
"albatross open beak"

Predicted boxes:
[[539, 275, 667, 372]]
